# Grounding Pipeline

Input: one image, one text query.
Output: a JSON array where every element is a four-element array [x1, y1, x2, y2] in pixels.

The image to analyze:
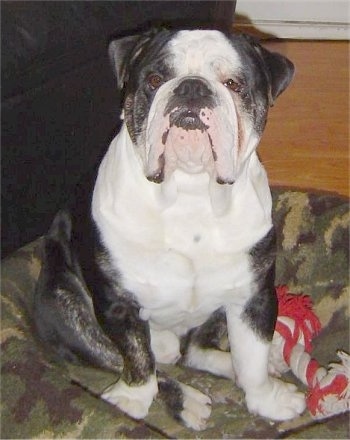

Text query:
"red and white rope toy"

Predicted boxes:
[[269, 286, 350, 419]]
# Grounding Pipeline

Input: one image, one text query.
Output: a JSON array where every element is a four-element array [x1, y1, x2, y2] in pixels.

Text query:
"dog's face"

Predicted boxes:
[[109, 30, 294, 185]]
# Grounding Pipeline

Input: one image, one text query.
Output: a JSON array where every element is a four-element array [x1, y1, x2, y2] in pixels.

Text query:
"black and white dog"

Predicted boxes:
[[34, 29, 305, 430]]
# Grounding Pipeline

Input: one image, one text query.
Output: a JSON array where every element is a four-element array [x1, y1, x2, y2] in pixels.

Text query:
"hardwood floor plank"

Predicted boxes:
[[252, 40, 349, 196]]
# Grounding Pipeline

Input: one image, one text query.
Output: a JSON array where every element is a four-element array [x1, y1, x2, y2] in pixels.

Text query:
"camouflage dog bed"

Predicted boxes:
[[1, 188, 349, 439]]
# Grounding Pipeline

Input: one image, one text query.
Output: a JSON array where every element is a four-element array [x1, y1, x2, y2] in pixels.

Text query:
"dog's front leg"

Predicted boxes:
[[95, 295, 158, 419], [226, 293, 306, 421]]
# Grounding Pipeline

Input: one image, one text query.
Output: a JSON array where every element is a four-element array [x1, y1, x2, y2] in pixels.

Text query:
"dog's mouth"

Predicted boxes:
[[169, 108, 209, 132], [144, 81, 239, 186], [146, 107, 223, 184]]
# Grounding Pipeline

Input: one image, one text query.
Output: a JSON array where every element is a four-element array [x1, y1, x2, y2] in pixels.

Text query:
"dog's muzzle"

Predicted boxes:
[[145, 76, 237, 185], [167, 77, 215, 131]]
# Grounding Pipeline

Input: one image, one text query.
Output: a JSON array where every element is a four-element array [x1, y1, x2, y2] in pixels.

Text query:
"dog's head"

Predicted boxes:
[[109, 29, 294, 185]]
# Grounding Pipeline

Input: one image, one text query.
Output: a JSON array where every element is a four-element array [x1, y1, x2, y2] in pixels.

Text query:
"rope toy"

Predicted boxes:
[[269, 286, 349, 419]]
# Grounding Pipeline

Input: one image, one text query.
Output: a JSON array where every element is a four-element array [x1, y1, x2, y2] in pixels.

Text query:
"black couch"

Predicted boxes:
[[1, 1, 236, 257]]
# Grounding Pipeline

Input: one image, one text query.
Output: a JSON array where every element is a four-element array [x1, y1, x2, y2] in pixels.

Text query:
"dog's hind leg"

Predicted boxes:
[[35, 210, 157, 419], [34, 210, 124, 374], [34, 211, 124, 372], [181, 308, 235, 380]]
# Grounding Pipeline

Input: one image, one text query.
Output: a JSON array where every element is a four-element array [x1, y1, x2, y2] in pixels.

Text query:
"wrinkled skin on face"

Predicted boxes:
[[108, 29, 294, 185]]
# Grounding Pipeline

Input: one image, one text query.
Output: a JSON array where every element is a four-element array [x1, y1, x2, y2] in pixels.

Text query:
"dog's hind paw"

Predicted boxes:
[[178, 383, 212, 431], [101, 375, 158, 419], [246, 377, 305, 421]]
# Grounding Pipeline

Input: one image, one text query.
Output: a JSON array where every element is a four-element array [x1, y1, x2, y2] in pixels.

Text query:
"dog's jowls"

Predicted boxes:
[[34, 29, 305, 430]]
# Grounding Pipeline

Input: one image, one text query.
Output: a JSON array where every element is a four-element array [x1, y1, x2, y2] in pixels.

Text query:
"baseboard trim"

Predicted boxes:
[[234, 20, 350, 40]]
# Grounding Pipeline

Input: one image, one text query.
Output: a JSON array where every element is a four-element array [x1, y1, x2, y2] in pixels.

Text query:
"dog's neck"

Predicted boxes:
[[94, 124, 271, 221], [157, 170, 233, 216]]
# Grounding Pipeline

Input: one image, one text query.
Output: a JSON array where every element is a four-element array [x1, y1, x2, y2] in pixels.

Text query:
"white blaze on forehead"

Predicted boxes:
[[168, 30, 242, 78]]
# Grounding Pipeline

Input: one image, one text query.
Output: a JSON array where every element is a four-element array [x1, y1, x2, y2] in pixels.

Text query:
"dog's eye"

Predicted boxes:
[[224, 79, 242, 93], [147, 74, 163, 90]]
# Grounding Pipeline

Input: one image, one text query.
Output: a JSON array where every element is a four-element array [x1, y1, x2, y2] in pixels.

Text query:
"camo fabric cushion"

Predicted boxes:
[[1, 189, 349, 439]]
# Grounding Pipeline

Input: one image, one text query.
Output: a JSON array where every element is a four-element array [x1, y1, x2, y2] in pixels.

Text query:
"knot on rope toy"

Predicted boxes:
[[270, 286, 349, 419], [306, 350, 350, 418]]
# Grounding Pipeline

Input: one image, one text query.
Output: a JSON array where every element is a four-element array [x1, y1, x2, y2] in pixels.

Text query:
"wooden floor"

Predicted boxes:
[[250, 40, 349, 197]]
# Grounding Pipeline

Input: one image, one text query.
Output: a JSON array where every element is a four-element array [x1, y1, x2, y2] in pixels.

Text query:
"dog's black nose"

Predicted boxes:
[[174, 78, 212, 99]]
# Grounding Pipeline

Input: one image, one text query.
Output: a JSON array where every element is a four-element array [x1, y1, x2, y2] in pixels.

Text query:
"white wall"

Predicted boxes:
[[235, 0, 350, 39]]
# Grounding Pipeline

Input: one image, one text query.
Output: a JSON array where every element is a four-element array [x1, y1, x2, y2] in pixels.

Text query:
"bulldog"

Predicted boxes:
[[34, 29, 305, 430]]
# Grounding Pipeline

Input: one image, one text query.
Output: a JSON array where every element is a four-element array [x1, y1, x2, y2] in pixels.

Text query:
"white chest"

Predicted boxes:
[[92, 134, 272, 335], [109, 214, 253, 335]]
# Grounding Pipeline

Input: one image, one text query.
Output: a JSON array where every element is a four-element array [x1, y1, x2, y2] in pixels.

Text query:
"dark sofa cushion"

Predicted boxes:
[[2, 1, 235, 98]]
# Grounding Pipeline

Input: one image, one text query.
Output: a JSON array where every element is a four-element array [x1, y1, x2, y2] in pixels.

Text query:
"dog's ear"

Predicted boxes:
[[108, 30, 157, 90], [108, 34, 142, 89], [257, 45, 295, 106], [241, 34, 295, 106]]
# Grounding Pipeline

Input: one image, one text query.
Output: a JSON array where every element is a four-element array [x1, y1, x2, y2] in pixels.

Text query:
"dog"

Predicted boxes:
[[34, 29, 305, 430]]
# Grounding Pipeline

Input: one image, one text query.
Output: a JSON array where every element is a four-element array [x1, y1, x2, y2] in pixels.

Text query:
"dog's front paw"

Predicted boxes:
[[246, 377, 305, 421], [101, 375, 158, 419], [178, 383, 212, 431]]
